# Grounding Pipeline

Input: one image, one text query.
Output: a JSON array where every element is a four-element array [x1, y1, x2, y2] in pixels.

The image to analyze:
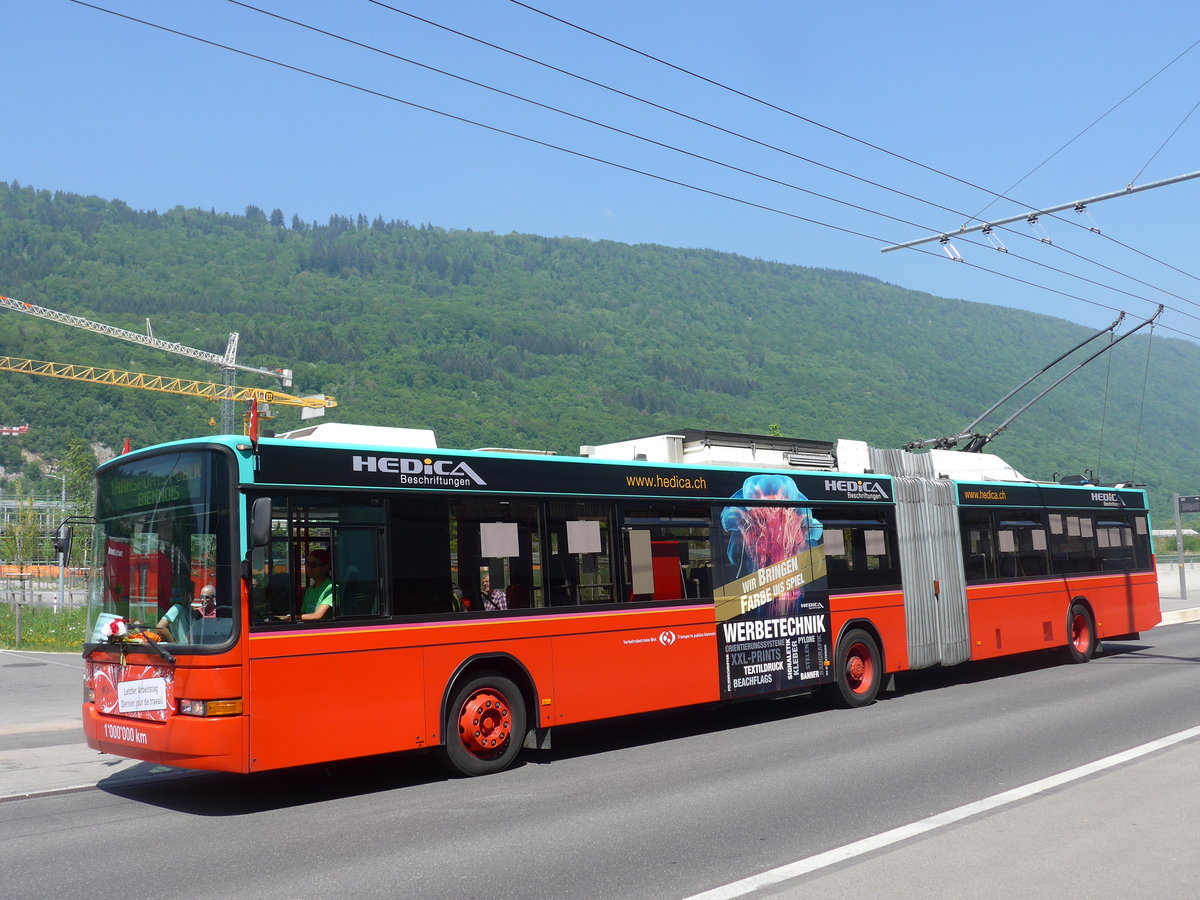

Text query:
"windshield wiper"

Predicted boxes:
[[129, 627, 177, 664]]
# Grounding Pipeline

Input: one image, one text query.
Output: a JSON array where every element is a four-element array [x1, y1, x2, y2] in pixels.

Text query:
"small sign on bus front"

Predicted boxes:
[[117, 677, 168, 713]]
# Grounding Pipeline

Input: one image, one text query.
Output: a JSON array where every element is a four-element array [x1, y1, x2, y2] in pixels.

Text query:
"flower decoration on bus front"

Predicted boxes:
[[720, 474, 823, 614], [101, 617, 129, 640]]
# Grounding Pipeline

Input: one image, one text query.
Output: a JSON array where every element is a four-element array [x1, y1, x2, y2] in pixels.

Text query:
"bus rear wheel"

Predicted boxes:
[[444, 673, 526, 777], [826, 628, 882, 708], [1066, 603, 1097, 663]]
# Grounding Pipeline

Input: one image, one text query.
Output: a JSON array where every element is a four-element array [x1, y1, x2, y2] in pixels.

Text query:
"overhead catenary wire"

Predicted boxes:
[[505, 0, 1034, 201], [61, 2, 888, 246], [359, 0, 992, 228], [231, 0, 1200, 325], [503, 0, 1200, 288], [251, 0, 1190, 317], [65, 1, 1200, 345], [1129, 95, 1200, 185], [506, 0, 1200, 266], [965, 34, 1200, 225], [223, 0, 967, 236]]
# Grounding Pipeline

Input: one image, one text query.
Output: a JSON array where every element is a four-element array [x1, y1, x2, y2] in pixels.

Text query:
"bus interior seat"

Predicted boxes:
[[506, 583, 531, 609], [825, 557, 850, 579]]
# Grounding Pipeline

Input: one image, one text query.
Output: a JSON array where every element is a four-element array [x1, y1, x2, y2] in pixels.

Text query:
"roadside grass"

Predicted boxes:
[[0, 603, 86, 651]]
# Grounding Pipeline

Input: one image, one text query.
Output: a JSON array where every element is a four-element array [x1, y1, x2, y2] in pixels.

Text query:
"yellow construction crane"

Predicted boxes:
[[0, 355, 335, 420], [1, 294, 296, 432]]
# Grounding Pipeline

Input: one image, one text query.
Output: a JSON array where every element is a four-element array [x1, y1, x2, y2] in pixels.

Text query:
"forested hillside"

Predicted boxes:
[[1, 181, 1197, 520]]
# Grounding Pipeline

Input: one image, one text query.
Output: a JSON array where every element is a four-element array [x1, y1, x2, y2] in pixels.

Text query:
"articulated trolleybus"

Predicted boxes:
[[82, 425, 1159, 776]]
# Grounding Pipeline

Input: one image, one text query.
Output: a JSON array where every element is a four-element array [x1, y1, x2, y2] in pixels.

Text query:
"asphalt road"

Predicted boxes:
[[3, 618, 1199, 899]]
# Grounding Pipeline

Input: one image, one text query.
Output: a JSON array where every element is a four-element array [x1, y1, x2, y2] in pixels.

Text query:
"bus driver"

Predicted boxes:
[[300, 549, 335, 621]]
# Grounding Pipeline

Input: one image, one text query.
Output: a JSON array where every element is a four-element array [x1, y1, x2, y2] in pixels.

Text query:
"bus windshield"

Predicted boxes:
[[87, 448, 234, 648]]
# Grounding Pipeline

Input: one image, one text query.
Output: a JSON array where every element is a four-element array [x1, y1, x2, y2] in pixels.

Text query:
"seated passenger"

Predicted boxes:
[[480, 574, 507, 611], [301, 549, 336, 621]]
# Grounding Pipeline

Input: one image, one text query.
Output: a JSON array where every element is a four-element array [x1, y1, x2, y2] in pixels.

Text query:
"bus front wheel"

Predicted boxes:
[[826, 628, 882, 708], [444, 673, 526, 777], [1066, 603, 1097, 663]]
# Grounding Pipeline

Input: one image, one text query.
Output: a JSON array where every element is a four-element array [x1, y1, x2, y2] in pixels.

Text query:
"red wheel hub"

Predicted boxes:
[[457, 689, 512, 758], [845, 643, 873, 694], [1071, 614, 1091, 653]]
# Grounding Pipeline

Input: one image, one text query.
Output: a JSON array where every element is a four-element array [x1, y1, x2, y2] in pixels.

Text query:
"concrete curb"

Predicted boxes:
[[1159, 607, 1200, 626]]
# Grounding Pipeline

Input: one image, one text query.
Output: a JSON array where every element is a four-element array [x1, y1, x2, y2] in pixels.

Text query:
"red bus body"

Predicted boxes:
[[82, 429, 1160, 776]]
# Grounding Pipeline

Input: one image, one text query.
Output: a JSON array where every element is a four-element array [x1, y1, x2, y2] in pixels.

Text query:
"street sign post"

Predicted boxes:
[[1173, 495, 1200, 602]]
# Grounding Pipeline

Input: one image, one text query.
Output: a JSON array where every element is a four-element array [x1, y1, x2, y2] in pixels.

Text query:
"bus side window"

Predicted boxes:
[[815, 507, 900, 590], [545, 502, 614, 606], [1095, 515, 1142, 572], [959, 508, 994, 584], [447, 498, 541, 612], [620, 503, 712, 603], [248, 493, 387, 624], [996, 514, 1049, 578], [334, 528, 383, 617], [1049, 513, 1097, 575]]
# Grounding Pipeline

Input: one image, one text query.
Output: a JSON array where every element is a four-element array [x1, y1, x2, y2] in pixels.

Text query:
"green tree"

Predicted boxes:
[[60, 434, 98, 568], [0, 486, 43, 603]]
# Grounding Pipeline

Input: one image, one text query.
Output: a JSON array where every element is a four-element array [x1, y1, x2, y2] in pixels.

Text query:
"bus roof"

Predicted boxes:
[[582, 430, 1033, 483], [279, 423, 438, 448]]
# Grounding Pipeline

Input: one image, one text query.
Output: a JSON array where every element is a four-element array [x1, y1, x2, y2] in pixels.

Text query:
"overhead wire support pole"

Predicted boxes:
[[960, 305, 1163, 452], [880, 170, 1200, 253], [905, 312, 1126, 451]]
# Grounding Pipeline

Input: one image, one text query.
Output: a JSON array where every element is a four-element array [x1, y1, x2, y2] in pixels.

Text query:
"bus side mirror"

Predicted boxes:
[[52, 524, 72, 561], [250, 497, 272, 548]]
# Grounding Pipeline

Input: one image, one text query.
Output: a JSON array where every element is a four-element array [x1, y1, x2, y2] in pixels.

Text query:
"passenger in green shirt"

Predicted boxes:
[[301, 549, 335, 621]]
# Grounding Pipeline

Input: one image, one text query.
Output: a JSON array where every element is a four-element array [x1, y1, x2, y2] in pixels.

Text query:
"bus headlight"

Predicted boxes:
[[178, 698, 243, 717]]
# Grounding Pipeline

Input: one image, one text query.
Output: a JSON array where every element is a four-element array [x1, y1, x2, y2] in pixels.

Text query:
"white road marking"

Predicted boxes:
[[686, 724, 1200, 899]]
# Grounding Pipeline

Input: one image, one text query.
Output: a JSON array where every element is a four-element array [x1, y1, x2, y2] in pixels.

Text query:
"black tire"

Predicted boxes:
[[824, 628, 883, 708], [1065, 602, 1097, 663], [444, 672, 526, 777]]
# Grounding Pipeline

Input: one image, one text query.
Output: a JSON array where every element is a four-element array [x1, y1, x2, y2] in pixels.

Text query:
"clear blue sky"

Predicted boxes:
[[9, 1, 1200, 341]]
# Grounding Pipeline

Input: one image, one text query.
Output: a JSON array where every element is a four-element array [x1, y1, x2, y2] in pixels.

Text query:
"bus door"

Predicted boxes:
[[246, 493, 423, 770]]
